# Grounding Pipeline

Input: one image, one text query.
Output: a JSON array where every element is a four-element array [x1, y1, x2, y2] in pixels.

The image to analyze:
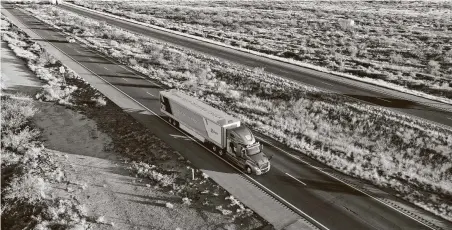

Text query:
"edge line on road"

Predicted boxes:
[[285, 173, 307, 186], [378, 98, 392, 103], [14, 6, 439, 229], [260, 137, 438, 230], [61, 2, 452, 111], [58, 3, 452, 131], [320, 81, 334, 87], [10, 9, 327, 230]]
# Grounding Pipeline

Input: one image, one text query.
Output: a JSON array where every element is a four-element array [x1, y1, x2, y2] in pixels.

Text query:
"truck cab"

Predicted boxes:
[[225, 126, 271, 175]]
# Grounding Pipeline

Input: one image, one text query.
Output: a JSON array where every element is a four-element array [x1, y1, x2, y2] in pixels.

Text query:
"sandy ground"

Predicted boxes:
[[1, 39, 266, 229], [33, 103, 245, 230]]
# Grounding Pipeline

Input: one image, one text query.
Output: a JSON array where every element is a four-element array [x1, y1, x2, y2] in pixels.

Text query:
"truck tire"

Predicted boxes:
[[212, 144, 217, 153], [172, 119, 179, 128], [245, 166, 253, 175], [218, 149, 224, 156]]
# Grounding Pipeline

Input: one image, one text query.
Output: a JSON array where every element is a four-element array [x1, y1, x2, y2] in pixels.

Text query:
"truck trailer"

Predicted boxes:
[[160, 89, 271, 175]]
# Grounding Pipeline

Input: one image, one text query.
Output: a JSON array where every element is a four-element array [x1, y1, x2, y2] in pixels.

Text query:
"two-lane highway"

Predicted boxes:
[[4, 5, 451, 230], [58, 3, 452, 129]]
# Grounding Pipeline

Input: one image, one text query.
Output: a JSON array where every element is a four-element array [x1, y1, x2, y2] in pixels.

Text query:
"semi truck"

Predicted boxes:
[[160, 89, 271, 175]]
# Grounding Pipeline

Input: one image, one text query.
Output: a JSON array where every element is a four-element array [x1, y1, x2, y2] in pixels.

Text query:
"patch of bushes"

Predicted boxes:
[[27, 5, 452, 221], [1, 17, 91, 230]]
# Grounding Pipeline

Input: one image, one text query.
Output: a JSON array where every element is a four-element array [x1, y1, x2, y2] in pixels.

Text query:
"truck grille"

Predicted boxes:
[[259, 162, 270, 172]]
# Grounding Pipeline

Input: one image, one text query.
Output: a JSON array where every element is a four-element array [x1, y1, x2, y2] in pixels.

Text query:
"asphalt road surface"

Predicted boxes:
[[58, 3, 452, 129], [3, 4, 451, 230]]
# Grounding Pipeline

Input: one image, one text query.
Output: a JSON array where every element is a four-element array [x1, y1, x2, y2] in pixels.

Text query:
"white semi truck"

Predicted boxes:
[[160, 89, 271, 175]]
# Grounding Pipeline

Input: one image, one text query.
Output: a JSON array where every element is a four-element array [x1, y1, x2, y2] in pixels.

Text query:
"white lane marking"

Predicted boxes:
[[146, 91, 155, 97], [267, 140, 436, 230], [378, 98, 392, 103], [320, 81, 334, 87], [122, 78, 128, 82], [447, 117, 452, 120], [24, 4, 452, 132], [279, 69, 291, 74], [258, 138, 311, 165], [146, 79, 161, 87], [285, 173, 307, 186], [103, 66, 109, 70], [75, 50, 81, 53], [169, 134, 192, 140], [36, 34, 329, 230], [17, 8, 437, 228]]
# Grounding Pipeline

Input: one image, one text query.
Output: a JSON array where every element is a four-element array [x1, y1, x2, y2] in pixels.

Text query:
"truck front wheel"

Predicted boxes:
[[245, 166, 253, 175], [172, 119, 179, 128], [168, 117, 178, 127]]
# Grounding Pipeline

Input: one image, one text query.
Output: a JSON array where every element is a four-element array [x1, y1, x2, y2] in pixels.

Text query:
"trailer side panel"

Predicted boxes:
[[166, 97, 223, 146]]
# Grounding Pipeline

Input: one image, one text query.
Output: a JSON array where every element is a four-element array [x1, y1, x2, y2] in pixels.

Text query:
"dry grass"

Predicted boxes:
[[26, 4, 452, 221], [74, 0, 452, 100], [1, 17, 91, 230], [4, 10, 267, 229], [0, 95, 91, 230], [0, 94, 38, 130], [2, 16, 77, 106]]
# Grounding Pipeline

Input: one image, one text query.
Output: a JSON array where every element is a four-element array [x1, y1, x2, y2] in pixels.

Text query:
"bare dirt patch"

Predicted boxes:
[[31, 81, 267, 230], [24, 4, 452, 221], [1, 13, 268, 230]]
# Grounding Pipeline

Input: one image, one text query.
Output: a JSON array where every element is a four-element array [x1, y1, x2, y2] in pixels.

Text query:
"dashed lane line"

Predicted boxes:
[[320, 81, 335, 87], [261, 137, 438, 230], [285, 173, 307, 186], [19, 18, 327, 229], [378, 98, 392, 103]]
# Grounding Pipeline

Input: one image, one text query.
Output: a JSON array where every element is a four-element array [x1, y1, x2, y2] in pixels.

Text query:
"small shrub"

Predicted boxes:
[[1, 95, 37, 130], [129, 58, 138, 66], [91, 96, 107, 106], [110, 40, 119, 47], [427, 60, 440, 75], [347, 45, 358, 57], [3, 174, 48, 204], [390, 53, 404, 64], [96, 215, 106, 224], [1, 127, 40, 151]]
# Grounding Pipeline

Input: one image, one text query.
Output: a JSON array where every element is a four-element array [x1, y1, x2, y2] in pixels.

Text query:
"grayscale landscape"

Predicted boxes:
[[1, 1, 451, 230]]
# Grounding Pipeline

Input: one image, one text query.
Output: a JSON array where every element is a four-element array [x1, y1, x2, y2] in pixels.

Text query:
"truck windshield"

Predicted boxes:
[[246, 144, 261, 155]]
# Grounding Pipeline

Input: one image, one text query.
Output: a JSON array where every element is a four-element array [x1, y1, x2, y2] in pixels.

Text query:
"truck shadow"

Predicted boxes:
[[124, 109, 238, 175], [344, 94, 421, 109]]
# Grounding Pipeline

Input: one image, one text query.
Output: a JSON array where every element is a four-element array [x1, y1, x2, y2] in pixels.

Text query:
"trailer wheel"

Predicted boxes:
[[245, 166, 253, 175], [168, 117, 173, 124], [212, 145, 217, 153], [218, 149, 224, 156], [172, 119, 178, 127]]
